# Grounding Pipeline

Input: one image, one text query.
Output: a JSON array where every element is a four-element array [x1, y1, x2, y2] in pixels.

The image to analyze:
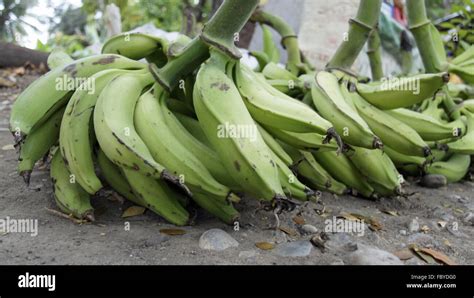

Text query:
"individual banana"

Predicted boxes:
[[173, 112, 212, 147], [445, 112, 474, 154], [47, 48, 74, 69], [257, 124, 293, 166], [312, 71, 382, 149], [313, 150, 374, 198], [425, 154, 471, 183], [235, 63, 335, 136], [261, 24, 280, 63], [93, 71, 186, 190], [102, 32, 168, 64], [262, 62, 298, 81], [134, 86, 239, 203], [60, 69, 140, 195], [188, 187, 240, 224], [355, 72, 450, 110], [193, 49, 284, 201], [10, 54, 145, 140], [350, 90, 431, 157], [121, 167, 190, 226], [263, 125, 338, 152], [347, 147, 402, 196], [385, 108, 464, 141], [50, 150, 94, 221], [383, 145, 427, 173], [18, 106, 65, 184]]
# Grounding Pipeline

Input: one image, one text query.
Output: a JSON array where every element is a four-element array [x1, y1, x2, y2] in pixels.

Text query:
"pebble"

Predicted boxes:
[[408, 218, 420, 233], [330, 259, 345, 265], [301, 224, 318, 234], [419, 174, 447, 188], [239, 250, 257, 263], [325, 233, 358, 252], [273, 241, 313, 257], [198, 229, 239, 251], [399, 229, 407, 236], [432, 207, 455, 222], [446, 194, 462, 201], [346, 244, 403, 265], [407, 233, 436, 247], [464, 212, 474, 226]]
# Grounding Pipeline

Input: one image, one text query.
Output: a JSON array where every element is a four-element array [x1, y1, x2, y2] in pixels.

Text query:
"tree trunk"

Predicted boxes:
[[0, 42, 49, 68]]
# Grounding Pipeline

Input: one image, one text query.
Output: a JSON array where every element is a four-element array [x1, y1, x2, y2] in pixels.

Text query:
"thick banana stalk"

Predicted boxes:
[[425, 154, 471, 183], [350, 90, 431, 157], [347, 147, 402, 196], [121, 168, 190, 226], [50, 150, 94, 221], [193, 49, 284, 201], [355, 72, 449, 110], [313, 150, 374, 198], [312, 71, 381, 149], [367, 29, 383, 81], [134, 87, 239, 203], [10, 54, 145, 140], [236, 64, 334, 135], [18, 106, 65, 184], [385, 108, 464, 141]]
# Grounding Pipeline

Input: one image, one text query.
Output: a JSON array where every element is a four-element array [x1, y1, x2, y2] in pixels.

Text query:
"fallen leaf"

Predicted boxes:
[[419, 248, 456, 265], [454, 208, 464, 214], [343, 212, 382, 231], [310, 235, 326, 252], [393, 248, 414, 260], [382, 210, 399, 216], [420, 225, 430, 233], [0, 77, 15, 87], [338, 212, 360, 221], [279, 226, 298, 237], [409, 244, 437, 264], [2, 144, 14, 151], [437, 221, 447, 228], [159, 228, 186, 236], [255, 242, 274, 250], [122, 206, 145, 218], [292, 215, 305, 225]]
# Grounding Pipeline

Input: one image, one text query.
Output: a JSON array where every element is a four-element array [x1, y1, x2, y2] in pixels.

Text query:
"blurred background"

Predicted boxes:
[[0, 0, 472, 74]]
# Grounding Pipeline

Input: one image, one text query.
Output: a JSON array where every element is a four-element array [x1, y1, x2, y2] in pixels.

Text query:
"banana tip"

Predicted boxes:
[[20, 171, 31, 186], [423, 147, 432, 157], [442, 72, 450, 83], [84, 212, 95, 222]]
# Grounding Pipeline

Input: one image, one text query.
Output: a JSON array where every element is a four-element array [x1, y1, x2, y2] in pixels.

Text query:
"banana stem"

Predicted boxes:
[[251, 9, 304, 75], [201, 0, 259, 59], [367, 29, 383, 81], [406, 0, 443, 73], [327, 0, 382, 70]]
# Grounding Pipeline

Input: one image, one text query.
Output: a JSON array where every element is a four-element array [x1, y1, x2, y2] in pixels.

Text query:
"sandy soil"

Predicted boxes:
[[0, 74, 472, 265]]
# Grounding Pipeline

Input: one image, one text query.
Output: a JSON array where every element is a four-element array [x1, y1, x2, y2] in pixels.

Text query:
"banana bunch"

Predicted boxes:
[[9, 20, 474, 228]]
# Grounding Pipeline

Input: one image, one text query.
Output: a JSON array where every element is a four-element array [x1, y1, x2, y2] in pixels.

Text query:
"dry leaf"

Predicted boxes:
[[292, 215, 305, 225], [419, 248, 456, 265], [437, 221, 447, 228], [279, 226, 298, 237], [255, 242, 274, 250], [159, 228, 186, 236], [338, 212, 359, 221], [409, 244, 437, 264], [310, 235, 326, 252], [421, 225, 430, 233], [393, 248, 414, 260], [454, 208, 464, 214], [2, 144, 15, 151], [0, 77, 15, 87], [343, 212, 382, 231], [121, 206, 145, 218], [381, 209, 399, 216]]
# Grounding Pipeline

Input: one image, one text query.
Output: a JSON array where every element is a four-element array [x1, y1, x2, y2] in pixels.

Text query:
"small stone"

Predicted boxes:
[[273, 241, 312, 257], [330, 259, 345, 265], [464, 212, 474, 226], [407, 233, 437, 247], [419, 174, 447, 188], [446, 194, 462, 201], [239, 250, 257, 263], [325, 233, 358, 252], [301, 224, 318, 234], [399, 229, 407, 236], [199, 229, 239, 251], [408, 218, 420, 233], [346, 244, 403, 265]]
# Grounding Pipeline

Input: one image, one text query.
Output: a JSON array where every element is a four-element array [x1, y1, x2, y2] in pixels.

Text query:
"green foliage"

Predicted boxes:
[[0, 0, 39, 42]]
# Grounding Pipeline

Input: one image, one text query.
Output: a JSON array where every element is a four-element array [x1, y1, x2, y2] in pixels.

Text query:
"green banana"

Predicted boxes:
[[347, 147, 402, 196], [296, 157, 348, 195], [193, 50, 284, 201], [312, 71, 382, 149], [93, 72, 185, 189], [261, 24, 280, 63], [96, 148, 146, 206], [425, 154, 471, 183], [188, 187, 240, 224], [134, 86, 238, 203], [173, 112, 211, 146], [250, 50, 270, 71], [383, 145, 427, 171], [350, 90, 431, 157], [102, 32, 168, 64], [355, 72, 449, 110], [313, 150, 374, 198], [385, 108, 464, 141], [50, 150, 94, 221], [257, 124, 293, 166], [263, 125, 339, 152], [47, 48, 74, 69], [235, 64, 334, 135], [10, 54, 145, 140], [60, 69, 139, 195], [262, 62, 298, 81], [18, 106, 65, 184], [446, 112, 474, 154], [121, 167, 190, 226]]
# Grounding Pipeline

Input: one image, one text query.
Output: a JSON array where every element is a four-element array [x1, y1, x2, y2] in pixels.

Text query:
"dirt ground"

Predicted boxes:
[[0, 74, 473, 265]]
